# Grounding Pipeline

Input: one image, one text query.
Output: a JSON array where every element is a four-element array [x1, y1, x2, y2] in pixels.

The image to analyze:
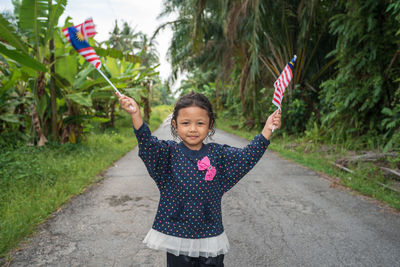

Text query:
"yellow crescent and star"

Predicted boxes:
[[75, 32, 85, 42]]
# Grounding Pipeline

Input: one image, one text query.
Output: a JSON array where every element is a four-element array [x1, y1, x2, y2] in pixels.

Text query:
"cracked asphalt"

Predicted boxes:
[[8, 118, 400, 266]]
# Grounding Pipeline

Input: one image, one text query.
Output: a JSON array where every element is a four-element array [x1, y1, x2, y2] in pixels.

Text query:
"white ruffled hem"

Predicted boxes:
[[143, 228, 230, 258]]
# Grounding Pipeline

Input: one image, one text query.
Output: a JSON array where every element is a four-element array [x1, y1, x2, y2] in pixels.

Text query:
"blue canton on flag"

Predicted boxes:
[[66, 26, 101, 69]]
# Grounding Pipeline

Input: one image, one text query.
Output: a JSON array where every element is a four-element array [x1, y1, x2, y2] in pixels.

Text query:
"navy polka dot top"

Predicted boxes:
[[134, 123, 270, 239]]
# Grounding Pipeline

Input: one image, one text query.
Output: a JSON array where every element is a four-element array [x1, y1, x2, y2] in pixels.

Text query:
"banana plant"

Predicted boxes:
[[0, 14, 47, 72], [0, 0, 67, 145], [20, 0, 67, 144], [1, 2, 163, 144], [54, 37, 151, 140], [94, 56, 160, 126]]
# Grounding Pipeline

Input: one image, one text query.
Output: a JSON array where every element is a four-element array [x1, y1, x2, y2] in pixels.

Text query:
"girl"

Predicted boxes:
[[117, 92, 281, 267]]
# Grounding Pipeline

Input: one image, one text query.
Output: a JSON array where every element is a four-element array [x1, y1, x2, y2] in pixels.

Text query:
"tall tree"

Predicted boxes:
[[108, 21, 137, 51], [107, 21, 161, 123], [157, 0, 339, 130]]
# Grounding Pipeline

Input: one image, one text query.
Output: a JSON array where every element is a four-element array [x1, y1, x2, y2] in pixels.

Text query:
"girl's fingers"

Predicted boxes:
[[114, 93, 137, 113]]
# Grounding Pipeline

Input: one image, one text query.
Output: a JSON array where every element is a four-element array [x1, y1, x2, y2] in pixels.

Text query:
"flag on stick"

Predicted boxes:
[[62, 18, 134, 111], [272, 55, 297, 110], [63, 26, 101, 69]]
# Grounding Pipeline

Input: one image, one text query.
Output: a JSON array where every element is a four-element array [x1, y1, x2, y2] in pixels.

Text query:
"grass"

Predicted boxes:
[[0, 105, 172, 259], [216, 115, 400, 211]]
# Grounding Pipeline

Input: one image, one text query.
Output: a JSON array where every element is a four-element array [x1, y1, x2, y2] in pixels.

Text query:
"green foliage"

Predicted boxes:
[[0, 105, 171, 258], [0, 5, 173, 146], [159, 0, 340, 133], [94, 46, 139, 64], [285, 97, 307, 135], [0, 13, 46, 71], [160, 0, 400, 151], [381, 104, 400, 151], [65, 92, 93, 107], [150, 82, 175, 106], [18, 0, 67, 45], [0, 13, 27, 52], [320, 0, 400, 150]]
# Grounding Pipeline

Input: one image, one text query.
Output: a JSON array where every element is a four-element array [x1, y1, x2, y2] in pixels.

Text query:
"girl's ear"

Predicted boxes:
[[172, 119, 177, 130]]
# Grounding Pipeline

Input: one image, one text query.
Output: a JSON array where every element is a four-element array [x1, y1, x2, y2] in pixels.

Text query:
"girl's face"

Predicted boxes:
[[173, 106, 211, 150]]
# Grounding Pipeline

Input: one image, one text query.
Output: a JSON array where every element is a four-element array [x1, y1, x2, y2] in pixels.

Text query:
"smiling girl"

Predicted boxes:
[[117, 92, 281, 267]]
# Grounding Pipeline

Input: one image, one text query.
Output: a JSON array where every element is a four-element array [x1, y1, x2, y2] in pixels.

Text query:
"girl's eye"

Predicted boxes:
[[182, 122, 189, 125], [198, 122, 205, 125]]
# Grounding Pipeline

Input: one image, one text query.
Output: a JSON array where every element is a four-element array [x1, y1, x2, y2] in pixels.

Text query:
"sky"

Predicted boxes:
[[0, 0, 179, 84]]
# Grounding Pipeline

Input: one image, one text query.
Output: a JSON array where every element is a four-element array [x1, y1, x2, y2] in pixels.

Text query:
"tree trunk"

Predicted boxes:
[[110, 100, 116, 127], [239, 56, 250, 112], [16, 84, 26, 133], [143, 81, 151, 123], [33, 72, 48, 146], [31, 105, 48, 146], [61, 101, 82, 144], [49, 39, 58, 141]]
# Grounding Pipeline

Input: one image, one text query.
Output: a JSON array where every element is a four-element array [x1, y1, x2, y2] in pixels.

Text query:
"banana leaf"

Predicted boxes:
[[44, 0, 67, 43], [73, 66, 95, 89], [0, 114, 24, 124], [0, 14, 28, 53], [65, 92, 93, 107], [0, 42, 47, 72], [19, 0, 48, 48], [0, 69, 21, 96]]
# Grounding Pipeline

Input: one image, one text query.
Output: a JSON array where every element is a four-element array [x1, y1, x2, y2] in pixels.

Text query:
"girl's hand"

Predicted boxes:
[[262, 109, 281, 140], [115, 92, 139, 115], [116, 92, 143, 130]]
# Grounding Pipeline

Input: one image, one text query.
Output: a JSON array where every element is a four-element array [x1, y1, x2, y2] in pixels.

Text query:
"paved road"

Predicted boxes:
[[8, 118, 400, 266]]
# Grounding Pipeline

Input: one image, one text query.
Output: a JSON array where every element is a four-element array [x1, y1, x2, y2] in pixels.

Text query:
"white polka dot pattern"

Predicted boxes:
[[134, 123, 270, 239]]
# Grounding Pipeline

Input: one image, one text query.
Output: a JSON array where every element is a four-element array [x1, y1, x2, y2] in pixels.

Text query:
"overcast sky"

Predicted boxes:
[[0, 0, 177, 83]]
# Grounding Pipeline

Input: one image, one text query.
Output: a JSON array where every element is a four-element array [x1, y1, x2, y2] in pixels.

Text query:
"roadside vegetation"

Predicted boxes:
[[217, 115, 400, 211], [0, 105, 172, 259]]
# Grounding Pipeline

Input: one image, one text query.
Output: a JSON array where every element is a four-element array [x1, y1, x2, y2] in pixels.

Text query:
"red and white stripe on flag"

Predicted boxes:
[[62, 18, 96, 41], [272, 63, 293, 109], [77, 47, 101, 69]]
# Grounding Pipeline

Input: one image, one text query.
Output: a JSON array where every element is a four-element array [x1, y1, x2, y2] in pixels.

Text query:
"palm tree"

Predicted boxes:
[[157, 0, 340, 130], [107, 23, 161, 123], [132, 31, 160, 122], [108, 21, 138, 52], [133, 31, 159, 67]]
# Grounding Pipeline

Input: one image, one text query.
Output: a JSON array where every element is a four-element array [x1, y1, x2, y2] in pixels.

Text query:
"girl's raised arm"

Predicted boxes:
[[116, 93, 143, 130]]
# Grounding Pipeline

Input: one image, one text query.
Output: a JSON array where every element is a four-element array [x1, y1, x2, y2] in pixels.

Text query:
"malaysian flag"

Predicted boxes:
[[63, 25, 101, 69], [272, 55, 297, 110], [62, 18, 96, 41]]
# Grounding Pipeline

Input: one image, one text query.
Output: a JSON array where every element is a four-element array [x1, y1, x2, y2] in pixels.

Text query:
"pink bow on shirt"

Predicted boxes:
[[197, 156, 216, 181]]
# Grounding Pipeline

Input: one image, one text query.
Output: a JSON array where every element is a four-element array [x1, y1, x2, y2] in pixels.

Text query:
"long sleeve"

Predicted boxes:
[[218, 134, 270, 194], [134, 123, 175, 187]]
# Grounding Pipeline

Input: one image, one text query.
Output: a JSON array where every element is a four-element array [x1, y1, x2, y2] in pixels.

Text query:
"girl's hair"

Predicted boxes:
[[171, 92, 216, 139]]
